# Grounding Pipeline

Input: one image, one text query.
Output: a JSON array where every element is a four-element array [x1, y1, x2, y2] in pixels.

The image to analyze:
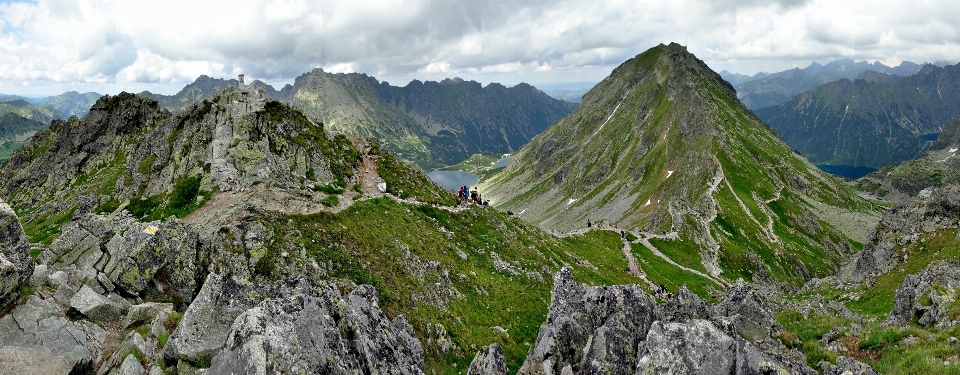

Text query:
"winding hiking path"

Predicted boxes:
[[635, 236, 726, 287], [559, 223, 727, 287], [187, 135, 726, 289]]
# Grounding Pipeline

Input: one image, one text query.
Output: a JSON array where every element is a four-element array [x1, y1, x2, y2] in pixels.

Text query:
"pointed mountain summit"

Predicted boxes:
[[483, 43, 878, 286]]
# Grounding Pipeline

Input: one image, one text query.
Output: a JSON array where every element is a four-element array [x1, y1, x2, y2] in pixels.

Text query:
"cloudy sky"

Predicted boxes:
[[1, 0, 959, 96]]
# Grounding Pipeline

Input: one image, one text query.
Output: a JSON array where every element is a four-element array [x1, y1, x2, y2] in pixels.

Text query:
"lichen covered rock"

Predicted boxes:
[[886, 260, 960, 328], [165, 273, 424, 375], [519, 268, 813, 375], [467, 344, 507, 375], [518, 267, 659, 374], [637, 319, 812, 375], [0, 198, 32, 307]]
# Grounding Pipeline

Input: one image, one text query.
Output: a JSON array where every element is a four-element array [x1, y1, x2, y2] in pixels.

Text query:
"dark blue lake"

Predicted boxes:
[[919, 133, 940, 141], [816, 164, 878, 179], [427, 170, 479, 190]]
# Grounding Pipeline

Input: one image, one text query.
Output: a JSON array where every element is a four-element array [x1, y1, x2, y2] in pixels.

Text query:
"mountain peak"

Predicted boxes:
[[483, 43, 870, 287]]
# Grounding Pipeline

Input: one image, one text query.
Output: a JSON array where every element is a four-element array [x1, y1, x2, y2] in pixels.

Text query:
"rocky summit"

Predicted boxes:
[[483, 43, 879, 289]]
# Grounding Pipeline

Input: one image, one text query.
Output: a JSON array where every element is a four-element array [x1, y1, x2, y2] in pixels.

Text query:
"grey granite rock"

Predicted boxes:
[[124, 302, 174, 329], [30, 264, 49, 287], [118, 354, 146, 375], [0, 345, 93, 375], [886, 260, 960, 328], [161, 273, 279, 366], [98, 331, 156, 375], [519, 268, 814, 375], [518, 267, 658, 375], [0, 198, 32, 307], [821, 356, 880, 375], [198, 278, 424, 375], [467, 344, 508, 375], [637, 319, 814, 375], [0, 294, 106, 371], [71, 284, 124, 322]]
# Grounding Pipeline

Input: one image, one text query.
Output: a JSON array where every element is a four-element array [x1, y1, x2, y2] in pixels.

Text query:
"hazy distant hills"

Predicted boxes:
[[757, 63, 960, 169], [536, 81, 598, 103], [40, 91, 103, 118], [0, 98, 62, 124], [727, 59, 933, 110], [718, 70, 768, 87]]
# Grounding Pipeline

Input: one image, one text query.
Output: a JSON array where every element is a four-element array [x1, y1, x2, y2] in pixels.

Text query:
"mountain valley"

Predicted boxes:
[[757, 63, 960, 169]]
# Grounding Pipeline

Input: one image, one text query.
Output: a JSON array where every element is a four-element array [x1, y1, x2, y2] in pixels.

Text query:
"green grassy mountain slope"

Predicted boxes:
[[482, 43, 879, 288], [757, 63, 960, 169], [0, 99, 63, 124], [783, 185, 960, 374]]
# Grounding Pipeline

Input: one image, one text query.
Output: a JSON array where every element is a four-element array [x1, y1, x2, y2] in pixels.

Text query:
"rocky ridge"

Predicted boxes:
[[886, 260, 960, 329], [141, 71, 577, 169]]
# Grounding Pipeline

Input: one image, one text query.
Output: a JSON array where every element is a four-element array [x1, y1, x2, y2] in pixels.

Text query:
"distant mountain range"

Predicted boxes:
[[723, 59, 945, 110], [139, 72, 576, 169], [757, 63, 960, 169]]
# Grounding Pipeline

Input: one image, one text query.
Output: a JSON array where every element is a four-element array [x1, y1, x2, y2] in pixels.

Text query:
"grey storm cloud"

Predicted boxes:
[[1, 0, 960, 95]]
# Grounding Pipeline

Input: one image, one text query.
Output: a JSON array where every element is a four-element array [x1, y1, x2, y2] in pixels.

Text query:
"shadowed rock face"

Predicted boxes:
[[165, 273, 425, 375], [517, 268, 818, 375], [0, 198, 32, 307]]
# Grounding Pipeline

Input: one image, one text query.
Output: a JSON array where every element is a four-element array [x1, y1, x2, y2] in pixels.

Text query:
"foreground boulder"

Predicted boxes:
[[518, 267, 658, 374], [0, 294, 106, 374], [0, 198, 32, 307], [164, 273, 425, 374], [637, 319, 812, 375], [38, 213, 209, 304], [886, 260, 960, 328], [518, 268, 813, 375]]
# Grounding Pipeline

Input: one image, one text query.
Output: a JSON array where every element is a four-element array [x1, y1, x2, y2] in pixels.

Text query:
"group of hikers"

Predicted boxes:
[[655, 284, 673, 301], [458, 186, 488, 206]]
